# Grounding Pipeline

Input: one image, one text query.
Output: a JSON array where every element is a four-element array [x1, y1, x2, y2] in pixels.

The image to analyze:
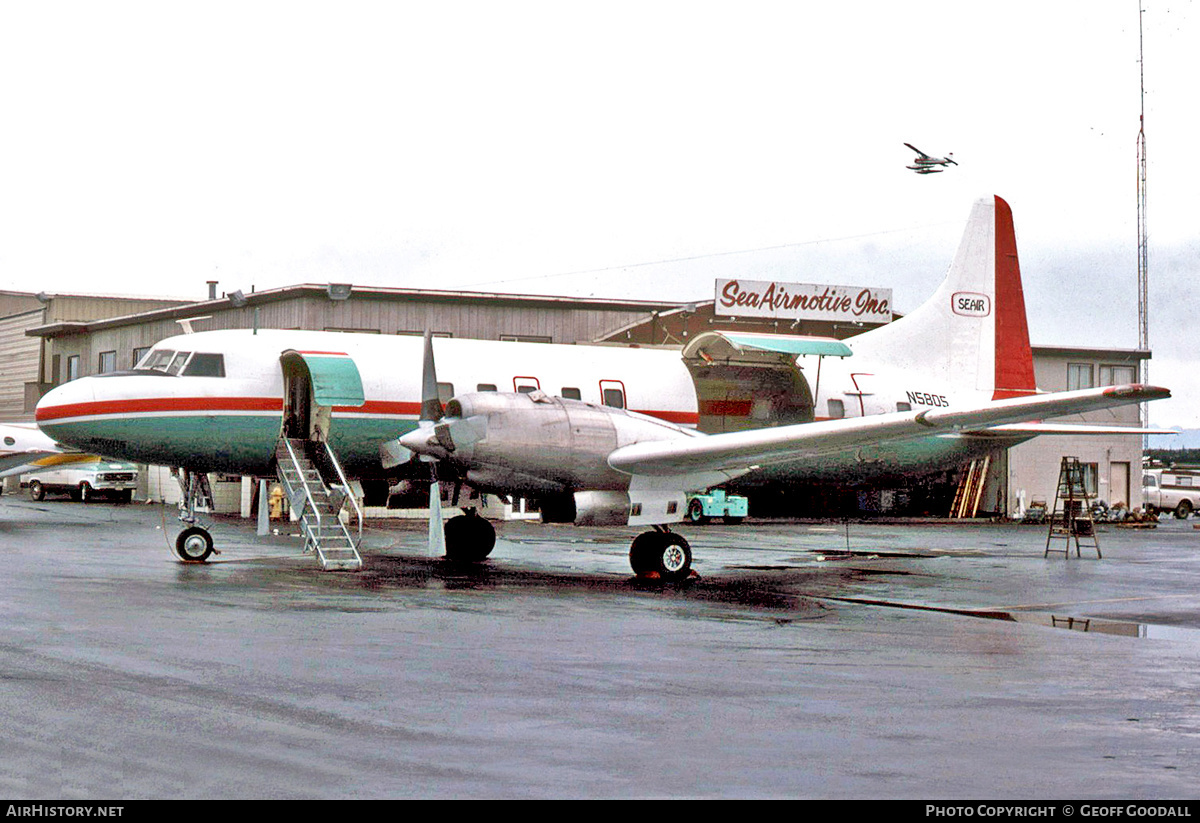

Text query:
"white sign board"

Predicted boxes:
[[715, 279, 892, 323]]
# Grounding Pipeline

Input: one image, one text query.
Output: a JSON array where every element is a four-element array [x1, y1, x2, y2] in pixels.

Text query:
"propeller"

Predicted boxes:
[[396, 331, 490, 557], [416, 331, 448, 557]]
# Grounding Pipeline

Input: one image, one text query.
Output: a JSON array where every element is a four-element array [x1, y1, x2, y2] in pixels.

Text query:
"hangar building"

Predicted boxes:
[[7, 281, 1150, 517]]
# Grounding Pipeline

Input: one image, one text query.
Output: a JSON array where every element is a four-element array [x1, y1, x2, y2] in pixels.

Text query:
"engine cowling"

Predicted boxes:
[[437, 391, 697, 502]]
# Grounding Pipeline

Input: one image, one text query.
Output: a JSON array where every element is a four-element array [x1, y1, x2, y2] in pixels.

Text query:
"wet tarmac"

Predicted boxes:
[[1, 495, 1199, 798]]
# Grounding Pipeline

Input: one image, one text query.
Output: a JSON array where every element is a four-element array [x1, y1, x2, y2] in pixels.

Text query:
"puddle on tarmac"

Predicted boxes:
[[820, 595, 1200, 642]]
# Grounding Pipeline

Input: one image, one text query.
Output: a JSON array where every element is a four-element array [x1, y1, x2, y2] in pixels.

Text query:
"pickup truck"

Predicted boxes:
[[25, 459, 139, 503], [1142, 468, 1200, 518]]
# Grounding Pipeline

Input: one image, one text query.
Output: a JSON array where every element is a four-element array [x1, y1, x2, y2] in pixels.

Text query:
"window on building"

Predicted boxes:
[[132, 347, 151, 368], [1081, 463, 1099, 497], [66, 355, 80, 382], [500, 334, 552, 343], [1099, 364, 1137, 386], [98, 351, 116, 373], [1067, 363, 1094, 391]]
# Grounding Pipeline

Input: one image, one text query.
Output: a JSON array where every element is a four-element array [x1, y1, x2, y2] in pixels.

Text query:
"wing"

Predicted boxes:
[[904, 142, 930, 158], [607, 384, 1168, 479], [0, 451, 94, 479], [0, 423, 88, 478]]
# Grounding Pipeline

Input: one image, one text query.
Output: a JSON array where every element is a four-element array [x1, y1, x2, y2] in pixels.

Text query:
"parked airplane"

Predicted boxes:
[[0, 423, 87, 480], [905, 143, 957, 174], [34, 196, 1167, 578]]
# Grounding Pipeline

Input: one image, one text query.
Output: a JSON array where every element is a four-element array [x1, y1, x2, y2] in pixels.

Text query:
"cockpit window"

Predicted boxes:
[[166, 352, 192, 375], [182, 353, 225, 377], [137, 349, 176, 372]]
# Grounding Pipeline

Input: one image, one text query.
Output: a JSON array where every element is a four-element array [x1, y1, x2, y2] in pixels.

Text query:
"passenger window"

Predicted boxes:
[[602, 388, 625, 409], [561, 387, 581, 400], [437, 382, 454, 404], [827, 399, 845, 419], [896, 402, 911, 412], [476, 383, 497, 392], [182, 353, 226, 377]]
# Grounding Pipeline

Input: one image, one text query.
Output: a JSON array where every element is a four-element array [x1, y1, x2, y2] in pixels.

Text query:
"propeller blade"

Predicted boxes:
[[420, 330, 443, 423], [426, 459, 446, 558]]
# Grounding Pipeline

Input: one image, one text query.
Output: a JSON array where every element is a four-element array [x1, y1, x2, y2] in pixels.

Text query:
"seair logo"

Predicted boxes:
[[952, 292, 991, 317]]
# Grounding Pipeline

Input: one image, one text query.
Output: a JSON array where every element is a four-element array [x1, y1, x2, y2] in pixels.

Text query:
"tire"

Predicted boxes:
[[175, 527, 214, 562], [444, 513, 496, 563], [79, 482, 94, 503], [29, 480, 45, 501], [687, 499, 708, 524], [629, 531, 692, 582], [1175, 500, 1193, 520]]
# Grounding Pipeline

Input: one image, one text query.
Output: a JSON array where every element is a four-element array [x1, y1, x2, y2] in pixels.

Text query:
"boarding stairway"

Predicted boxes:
[[275, 437, 364, 570], [1045, 456, 1101, 559]]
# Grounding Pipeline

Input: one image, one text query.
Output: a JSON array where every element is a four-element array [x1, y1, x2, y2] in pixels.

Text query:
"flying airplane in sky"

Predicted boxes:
[[34, 196, 1168, 579], [905, 143, 957, 174]]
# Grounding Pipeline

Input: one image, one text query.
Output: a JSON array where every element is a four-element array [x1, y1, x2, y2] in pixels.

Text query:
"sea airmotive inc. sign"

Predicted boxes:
[[715, 279, 893, 323]]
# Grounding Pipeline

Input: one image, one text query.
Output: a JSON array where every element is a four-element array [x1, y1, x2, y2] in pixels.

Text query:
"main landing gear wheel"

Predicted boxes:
[[444, 511, 496, 563], [175, 526, 215, 563], [629, 531, 693, 582]]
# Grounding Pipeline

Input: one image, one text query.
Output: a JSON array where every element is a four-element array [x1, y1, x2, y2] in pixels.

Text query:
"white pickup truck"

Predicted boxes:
[[25, 459, 139, 503], [1142, 468, 1200, 518]]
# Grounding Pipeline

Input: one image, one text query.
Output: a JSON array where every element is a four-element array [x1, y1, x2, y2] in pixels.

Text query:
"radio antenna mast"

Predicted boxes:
[[1136, 3, 1150, 433]]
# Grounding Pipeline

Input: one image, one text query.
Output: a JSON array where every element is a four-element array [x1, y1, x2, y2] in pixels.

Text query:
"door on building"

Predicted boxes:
[[1109, 461, 1131, 509]]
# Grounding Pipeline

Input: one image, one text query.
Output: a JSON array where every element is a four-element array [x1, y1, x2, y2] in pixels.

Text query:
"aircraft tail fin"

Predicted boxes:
[[849, 195, 1036, 400]]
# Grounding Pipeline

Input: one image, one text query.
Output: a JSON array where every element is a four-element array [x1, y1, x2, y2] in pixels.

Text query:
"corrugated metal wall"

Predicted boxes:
[[0, 309, 45, 420]]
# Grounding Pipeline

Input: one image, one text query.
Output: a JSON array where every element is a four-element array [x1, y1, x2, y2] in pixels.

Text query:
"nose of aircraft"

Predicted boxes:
[[35, 377, 96, 433]]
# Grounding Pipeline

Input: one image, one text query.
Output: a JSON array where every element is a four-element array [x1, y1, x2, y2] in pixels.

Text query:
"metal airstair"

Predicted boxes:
[[275, 437, 364, 570]]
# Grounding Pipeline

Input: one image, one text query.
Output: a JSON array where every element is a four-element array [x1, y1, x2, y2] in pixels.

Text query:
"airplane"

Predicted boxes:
[[905, 143, 957, 174], [0, 422, 89, 481], [33, 195, 1169, 579]]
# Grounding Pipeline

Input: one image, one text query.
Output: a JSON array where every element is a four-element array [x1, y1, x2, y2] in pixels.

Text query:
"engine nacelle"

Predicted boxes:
[[440, 391, 697, 499]]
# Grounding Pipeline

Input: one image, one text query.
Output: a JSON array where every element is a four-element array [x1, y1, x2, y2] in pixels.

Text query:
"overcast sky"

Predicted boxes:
[[2, 2, 1197, 426]]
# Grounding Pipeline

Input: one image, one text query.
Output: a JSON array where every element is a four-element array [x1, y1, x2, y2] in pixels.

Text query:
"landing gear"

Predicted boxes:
[[629, 528, 693, 582], [444, 509, 496, 563], [173, 468, 219, 564], [176, 526, 215, 562]]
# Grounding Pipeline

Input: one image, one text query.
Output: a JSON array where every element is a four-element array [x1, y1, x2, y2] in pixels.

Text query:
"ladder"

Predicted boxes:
[[949, 456, 990, 518], [1045, 456, 1101, 559], [275, 438, 363, 570]]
